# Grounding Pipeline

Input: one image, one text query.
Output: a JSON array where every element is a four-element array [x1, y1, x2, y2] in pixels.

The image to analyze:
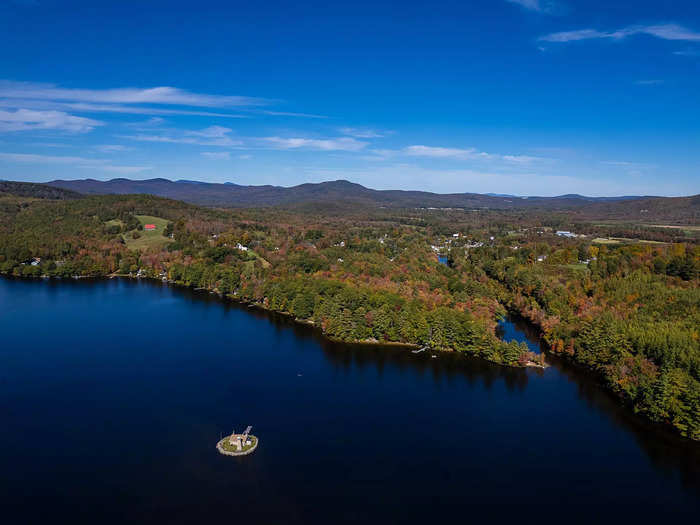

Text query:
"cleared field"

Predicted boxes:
[[248, 249, 271, 268], [105, 219, 124, 228], [648, 224, 700, 231], [592, 237, 621, 245], [123, 215, 173, 251], [560, 263, 589, 271], [592, 237, 667, 245]]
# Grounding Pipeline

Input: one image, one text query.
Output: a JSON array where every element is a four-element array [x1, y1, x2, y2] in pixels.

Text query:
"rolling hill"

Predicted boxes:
[[46, 177, 657, 210]]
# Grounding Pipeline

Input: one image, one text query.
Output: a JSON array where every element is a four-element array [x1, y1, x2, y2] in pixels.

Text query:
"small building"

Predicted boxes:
[[556, 230, 577, 238], [144, 224, 156, 231]]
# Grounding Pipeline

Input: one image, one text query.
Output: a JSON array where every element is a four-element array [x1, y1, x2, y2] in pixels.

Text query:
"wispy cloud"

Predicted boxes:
[[95, 144, 131, 153], [201, 151, 231, 160], [540, 23, 700, 43], [0, 99, 249, 119], [502, 154, 545, 164], [0, 108, 102, 133], [506, 0, 557, 13], [338, 127, 389, 138], [601, 160, 655, 169], [0, 152, 150, 173], [404, 145, 492, 160], [262, 136, 367, 151], [673, 48, 700, 56], [260, 110, 327, 119], [0, 80, 269, 108], [635, 79, 664, 85], [122, 126, 242, 147], [403, 145, 548, 164]]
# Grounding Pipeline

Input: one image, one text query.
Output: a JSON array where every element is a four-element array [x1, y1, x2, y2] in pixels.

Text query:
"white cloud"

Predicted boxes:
[[187, 125, 232, 138], [0, 108, 102, 133], [673, 48, 700, 56], [635, 79, 664, 85], [338, 127, 388, 138], [262, 136, 367, 151], [502, 154, 544, 164], [394, 145, 552, 166], [95, 144, 131, 152], [0, 99, 249, 119], [540, 23, 700, 43], [0, 152, 150, 173], [0, 80, 269, 108], [404, 145, 492, 159], [260, 110, 327, 119], [601, 160, 655, 170], [201, 151, 231, 160], [122, 125, 242, 147], [406, 145, 500, 161], [506, 0, 555, 13]]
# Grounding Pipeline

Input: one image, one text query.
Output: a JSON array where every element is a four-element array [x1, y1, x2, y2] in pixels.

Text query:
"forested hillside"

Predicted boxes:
[[0, 180, 81, 200], [1, 184, 698, 440], [45, 177, 698, 218]]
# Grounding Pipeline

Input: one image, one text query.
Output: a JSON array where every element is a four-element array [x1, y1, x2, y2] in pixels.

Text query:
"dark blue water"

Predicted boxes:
[[497, 314, 543, 354], [1, 278, 698, 523]]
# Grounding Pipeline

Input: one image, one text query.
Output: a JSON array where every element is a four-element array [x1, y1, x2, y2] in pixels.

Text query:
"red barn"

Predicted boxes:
[[144, 224, 156, 230]]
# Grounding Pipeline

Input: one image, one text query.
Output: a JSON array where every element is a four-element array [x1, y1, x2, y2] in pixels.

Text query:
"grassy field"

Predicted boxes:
[[105, 218, 124, 228], [592, 237, 667, 245], [592, 237, 622, 245], [123, 215, 173, 251], [248, 249, 271, 268], [648, 224, 700, 231], [560, 263, 589, 271]]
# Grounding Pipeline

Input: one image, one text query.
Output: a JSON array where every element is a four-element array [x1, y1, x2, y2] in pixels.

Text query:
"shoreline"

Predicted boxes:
[[0, 272, 549, 367], [5, 272, 513, 358]]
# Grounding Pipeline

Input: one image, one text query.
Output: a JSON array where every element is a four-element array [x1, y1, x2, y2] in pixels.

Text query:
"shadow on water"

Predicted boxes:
[[496, 312, 700, 494], [546, 351, 700, 493], [497, 312, 544, 354]]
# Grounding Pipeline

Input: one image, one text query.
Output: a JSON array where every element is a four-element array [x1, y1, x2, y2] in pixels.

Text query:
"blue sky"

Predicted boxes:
[[0, 0, 698, 196]]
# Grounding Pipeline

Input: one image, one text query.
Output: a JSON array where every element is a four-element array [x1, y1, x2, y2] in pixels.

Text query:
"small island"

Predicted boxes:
[[217, 426, 258, 456]]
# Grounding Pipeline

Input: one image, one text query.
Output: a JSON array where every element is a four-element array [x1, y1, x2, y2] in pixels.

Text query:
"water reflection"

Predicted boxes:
[[496, 313, 543, 354], [547, 353, 700, 495]]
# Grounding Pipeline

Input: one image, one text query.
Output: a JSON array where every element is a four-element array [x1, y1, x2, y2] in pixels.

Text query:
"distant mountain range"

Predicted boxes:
[[45, 177, 660, 210], [0, 180, 81, 200]]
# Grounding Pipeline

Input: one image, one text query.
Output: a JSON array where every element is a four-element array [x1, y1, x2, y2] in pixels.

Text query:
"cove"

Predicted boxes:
[[1, 277, 698, 523]]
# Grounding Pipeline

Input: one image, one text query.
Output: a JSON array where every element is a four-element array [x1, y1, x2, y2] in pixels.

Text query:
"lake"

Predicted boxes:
[[1, 277, 698, 523]]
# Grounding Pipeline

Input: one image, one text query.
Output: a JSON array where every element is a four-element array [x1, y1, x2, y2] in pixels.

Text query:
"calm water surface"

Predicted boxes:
[[1, 278, 698, 523]]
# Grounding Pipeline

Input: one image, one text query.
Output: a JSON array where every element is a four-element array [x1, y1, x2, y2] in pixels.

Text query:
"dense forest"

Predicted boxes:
[[1, 183, 698, 440]]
